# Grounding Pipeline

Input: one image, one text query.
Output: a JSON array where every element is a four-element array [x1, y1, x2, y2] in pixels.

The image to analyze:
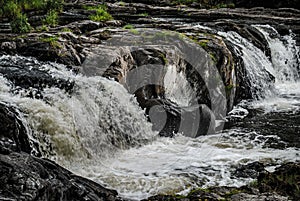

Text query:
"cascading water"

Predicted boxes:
[[217, 31, 275, 99], [249, 25, 300, 113], [0, 24, 299, 201], [0, 55, 156, 163]]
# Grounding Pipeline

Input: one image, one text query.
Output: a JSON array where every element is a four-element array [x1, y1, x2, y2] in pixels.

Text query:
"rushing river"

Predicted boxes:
[[0, 24, 299, 200]]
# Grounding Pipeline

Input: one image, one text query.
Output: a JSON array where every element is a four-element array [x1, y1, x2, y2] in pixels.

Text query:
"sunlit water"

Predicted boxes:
[[0, 24, 299, 200]]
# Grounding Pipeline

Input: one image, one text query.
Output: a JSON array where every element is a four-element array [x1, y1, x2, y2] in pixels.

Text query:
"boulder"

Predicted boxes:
[[0, 102, 31, 154], [0, 151, 119, 201]]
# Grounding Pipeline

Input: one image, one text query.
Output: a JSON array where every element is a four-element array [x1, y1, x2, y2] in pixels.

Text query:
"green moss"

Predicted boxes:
[[198, 39, 209, 48], [36, 25, 49, 32], [43, 10, 58, 27], [61, 27, 72, 32], [118, 1, 125, 6], [225, 84, 234, 93], [123, 24, 134, 29], [85, 5, 113, 22], [138, 12, 149, 17], [40, 36, 61, 49], [159, 53, 168, 65], [209, 52, 217, 63], [129, 29, 139, 35], [225, 189, 241, 197], [11, 13, 32, 33]]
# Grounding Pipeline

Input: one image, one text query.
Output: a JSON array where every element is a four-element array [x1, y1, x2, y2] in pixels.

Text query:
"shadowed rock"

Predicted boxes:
[[0, 151, 119, 201]]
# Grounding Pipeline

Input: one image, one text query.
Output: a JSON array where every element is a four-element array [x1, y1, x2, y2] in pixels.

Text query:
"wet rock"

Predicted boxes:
[[145, 185, 290, 201], [258, 162, 300, 200], [1, 41, 16, 53], [231, 192, 289, 201], [233, 161, 265, 178], [0, 55, 75, 98], [0, 103, 31, 154], [84, 40, 220, 137], [0, 151, 119, 201], [235, 0, 300, 9]]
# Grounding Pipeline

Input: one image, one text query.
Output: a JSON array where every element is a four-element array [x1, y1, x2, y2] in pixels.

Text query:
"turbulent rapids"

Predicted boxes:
[[0, 0, 300, 198], [0, 22, 299, 200]]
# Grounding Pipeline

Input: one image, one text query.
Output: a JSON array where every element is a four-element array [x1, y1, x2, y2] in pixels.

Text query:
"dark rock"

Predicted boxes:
[[0, 151, 119, 201], [0, 56, 75, 98], [233, 161, 265, 178], [258, 162, 300, 200], [0, 103, 31, 154], [86, 41, 220, 137], [234, 0, 300, 9], [145, 185, 290, 201]]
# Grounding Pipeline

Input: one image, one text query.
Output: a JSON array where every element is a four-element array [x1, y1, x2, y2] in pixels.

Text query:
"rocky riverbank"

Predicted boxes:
[[0, 0, 299, 200]]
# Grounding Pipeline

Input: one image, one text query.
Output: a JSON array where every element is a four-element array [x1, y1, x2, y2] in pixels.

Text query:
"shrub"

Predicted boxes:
[[43, 10, 58, 26], [11, 13, 32, 33], [3, 0, 20, 17], [86, 5, 113, 22], [40, 36, 61, 49], [1, 0, 64, 33]]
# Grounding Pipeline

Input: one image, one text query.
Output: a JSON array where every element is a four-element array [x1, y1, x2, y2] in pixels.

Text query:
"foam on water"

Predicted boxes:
[[67, 130, 299, 200], [0, 55, 156, 162], [0, 23, 299, 200], [247, 25, 300, 113]]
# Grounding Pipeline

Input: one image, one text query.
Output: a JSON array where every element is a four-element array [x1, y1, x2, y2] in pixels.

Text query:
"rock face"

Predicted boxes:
[[82, 34, 223, 137], [0, 56, 75, 99], [258, 162, 300, 200], [144, 161, 300, 200], [3, 1, 297, 136], [234, 0, 300, 9], [0, 102, 120, 201], [0, 151, 119, 201], [0, 102, 31, 154]]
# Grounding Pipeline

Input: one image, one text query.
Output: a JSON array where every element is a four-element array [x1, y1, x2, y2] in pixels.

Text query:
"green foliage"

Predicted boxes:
[[123, 24, 134, 29], [11, 13, 32, 33], [85, 5, 113, 22], [129, 29, 139, 35], [138, 12, 149, 17], [0, 0, 64, 33], [61, 27, 72, 32], [40, 35, 61, 49], [198, 39, 209, 48], [46, 0, 64, 11], [23, 0, 47, 10], [3, 1, 20, 17], [36, 25, 49, 32], [43, 10, 58, 26], [118, 1, 125, 6]]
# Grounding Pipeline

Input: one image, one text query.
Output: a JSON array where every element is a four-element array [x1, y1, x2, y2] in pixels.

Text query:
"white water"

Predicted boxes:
[[164, 64, 197, 106], [0, 25, 299, 200], [0, 55, 156, 162], [218, 31, 275, 99], [248, 25, 300, 113]]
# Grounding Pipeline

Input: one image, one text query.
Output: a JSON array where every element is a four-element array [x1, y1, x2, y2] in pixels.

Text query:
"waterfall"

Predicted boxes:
[[219, 26, 300, 114], [0, 24, 299, 200], [0, 55, 156, 163], [254, 25, 300, 83], [218, 31, 275, 99], [249, 25, 300, 112]]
